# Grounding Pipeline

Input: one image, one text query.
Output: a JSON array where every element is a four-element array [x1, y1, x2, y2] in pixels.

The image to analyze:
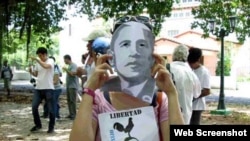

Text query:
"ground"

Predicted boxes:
[[0, 93, 250, 141]]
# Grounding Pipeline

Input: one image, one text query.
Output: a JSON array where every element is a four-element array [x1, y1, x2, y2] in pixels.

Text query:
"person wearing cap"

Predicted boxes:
[[76, 29, 108, 83], [76, 30, 109, 87]]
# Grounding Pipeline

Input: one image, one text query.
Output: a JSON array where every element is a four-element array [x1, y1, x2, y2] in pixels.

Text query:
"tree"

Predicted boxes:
[[191, 0, 250, 43], [0, 0, 68, 67], [69, 0, 177, 35], [0, 0, 178, 68]]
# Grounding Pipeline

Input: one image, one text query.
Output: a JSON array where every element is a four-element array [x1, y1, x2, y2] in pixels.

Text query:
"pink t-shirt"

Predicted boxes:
[[92, 89, 169, 141]]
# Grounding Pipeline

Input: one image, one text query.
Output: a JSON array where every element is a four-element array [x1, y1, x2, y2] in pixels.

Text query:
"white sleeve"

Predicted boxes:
[[202, 69, 211, 89], [193, 73, 202, 98]]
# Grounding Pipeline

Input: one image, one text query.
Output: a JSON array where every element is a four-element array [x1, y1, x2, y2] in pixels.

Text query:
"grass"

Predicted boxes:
[[203, 102, 250, 124], [237, 75, 250, 82]]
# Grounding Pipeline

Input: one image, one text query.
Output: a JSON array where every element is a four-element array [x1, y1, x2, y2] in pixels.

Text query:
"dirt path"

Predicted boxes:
[[0, 94, 250, 141], [0, 94, 74, 141]]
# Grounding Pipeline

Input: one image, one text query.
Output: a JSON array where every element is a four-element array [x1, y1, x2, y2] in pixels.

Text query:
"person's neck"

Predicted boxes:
[[110, 91, 150, 111], [194, 64, 201, 70], [119, 76, 156, 103]]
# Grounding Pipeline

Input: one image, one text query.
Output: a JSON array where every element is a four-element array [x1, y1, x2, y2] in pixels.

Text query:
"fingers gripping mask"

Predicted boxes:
[[110, 21, 156, 103]]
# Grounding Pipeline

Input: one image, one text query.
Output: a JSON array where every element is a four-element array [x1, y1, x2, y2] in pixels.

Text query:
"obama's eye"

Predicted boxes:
[[119, 40, 131, 48], [137, 40, 148, 48]]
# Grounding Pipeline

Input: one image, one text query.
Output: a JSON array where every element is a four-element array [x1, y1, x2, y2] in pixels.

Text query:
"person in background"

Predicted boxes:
[[187, 47, 211, 125], [76, 53, 88, 88], [29, 47, 55, 133], [42, 56, 63, 120], [169, 44, 201, 124], [77, 30, 109, 86], [63, 54, 79, 120], [1, 60, 13, 97]]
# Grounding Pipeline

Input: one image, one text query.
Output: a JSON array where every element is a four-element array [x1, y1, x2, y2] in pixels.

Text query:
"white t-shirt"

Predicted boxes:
[[192, 65, 211, 110], [34, 58, 54, 90], [170, 62, 201, 124]]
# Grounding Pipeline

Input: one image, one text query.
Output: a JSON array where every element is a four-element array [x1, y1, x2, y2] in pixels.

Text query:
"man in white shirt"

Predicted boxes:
[[188, 47, 211, 125], [170, 44, 201, 124], [29, 47, 55, 133]]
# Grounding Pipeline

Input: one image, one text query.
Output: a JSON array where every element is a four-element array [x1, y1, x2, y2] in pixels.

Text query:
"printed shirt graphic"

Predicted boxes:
[[98, 106, 159, 141]]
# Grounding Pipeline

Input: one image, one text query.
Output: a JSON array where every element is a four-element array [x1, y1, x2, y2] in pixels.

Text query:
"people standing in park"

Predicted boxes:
[[187, 47, 211, 125], [1, 60, 13, 97], [169, 44, 201, 124], [29, 47, 55, 133], [63, 54, 79, 120]]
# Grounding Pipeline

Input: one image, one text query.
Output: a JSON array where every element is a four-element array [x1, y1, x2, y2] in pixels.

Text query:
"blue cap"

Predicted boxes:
[[92, 37, 111, 54]]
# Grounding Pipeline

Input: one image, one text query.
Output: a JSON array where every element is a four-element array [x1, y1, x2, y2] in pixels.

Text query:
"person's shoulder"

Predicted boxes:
[[72, 62, 78, 67], [200, 66, 210, 75], [93, 89, 108, 105], [47, 58, 54, 64]]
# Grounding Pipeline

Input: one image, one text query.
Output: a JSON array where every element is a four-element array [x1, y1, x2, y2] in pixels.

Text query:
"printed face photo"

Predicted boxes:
[[112, 22, 154, 79]]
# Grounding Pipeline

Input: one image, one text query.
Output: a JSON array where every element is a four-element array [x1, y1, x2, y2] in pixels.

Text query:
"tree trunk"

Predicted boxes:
[[0, 14, 3, 69]]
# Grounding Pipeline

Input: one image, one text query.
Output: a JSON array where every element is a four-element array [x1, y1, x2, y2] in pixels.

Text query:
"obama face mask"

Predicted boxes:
[[110, 21, 156, 103]]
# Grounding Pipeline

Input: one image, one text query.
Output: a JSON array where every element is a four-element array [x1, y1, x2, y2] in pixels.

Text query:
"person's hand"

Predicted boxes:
[[84, 54, 113, 91], [28, 66, 32, 73], [76, 67, 85, 77], [151, 54, 176, 95], [30, 56, 37, 61], [62, 66, 67, 72]]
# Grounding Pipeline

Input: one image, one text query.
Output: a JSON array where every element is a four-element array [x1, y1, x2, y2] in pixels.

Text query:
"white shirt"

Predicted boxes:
[[34, 58, 54, 89], [192, 65, 211, 110], [170, 61, 201, 124]]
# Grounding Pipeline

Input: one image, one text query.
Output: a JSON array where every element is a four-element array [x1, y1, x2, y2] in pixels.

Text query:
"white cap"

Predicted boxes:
[[82, 30, 108, 41]]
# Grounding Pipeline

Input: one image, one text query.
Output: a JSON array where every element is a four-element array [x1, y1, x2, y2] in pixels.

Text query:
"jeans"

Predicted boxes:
[[189, 110, 203, 125], [44, 89, 62, 118], [66, 88, 77, 118], [32, 89, 55, 130]]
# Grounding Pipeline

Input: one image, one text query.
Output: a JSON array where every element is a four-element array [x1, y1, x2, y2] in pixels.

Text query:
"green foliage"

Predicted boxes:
[[0, 0, 178, 67], [237, 76, 250, 82], [2, 30, 60, 70], [215, 55, 231, 76], [191, 0, 250, 43], [215, 42, 233, 76], [69, 0, 177, 35], [0, 0, 68, 62]]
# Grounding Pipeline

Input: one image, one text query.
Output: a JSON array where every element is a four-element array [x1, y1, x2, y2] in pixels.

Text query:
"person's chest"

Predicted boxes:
[[108, 92, 150, 111]]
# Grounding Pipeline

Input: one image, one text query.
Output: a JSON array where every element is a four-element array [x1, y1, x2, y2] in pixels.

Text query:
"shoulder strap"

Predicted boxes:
[[166, 63, 171, 72], [150, 93, 157, 107], [103, 91, 111, 104], [166, 63, 176, 85], [157, 91, 163, 141]]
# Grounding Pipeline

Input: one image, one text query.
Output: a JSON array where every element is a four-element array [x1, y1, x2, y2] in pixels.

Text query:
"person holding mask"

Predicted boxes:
[[70, 16, 184, 141], [29, 47, 55, 133]]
